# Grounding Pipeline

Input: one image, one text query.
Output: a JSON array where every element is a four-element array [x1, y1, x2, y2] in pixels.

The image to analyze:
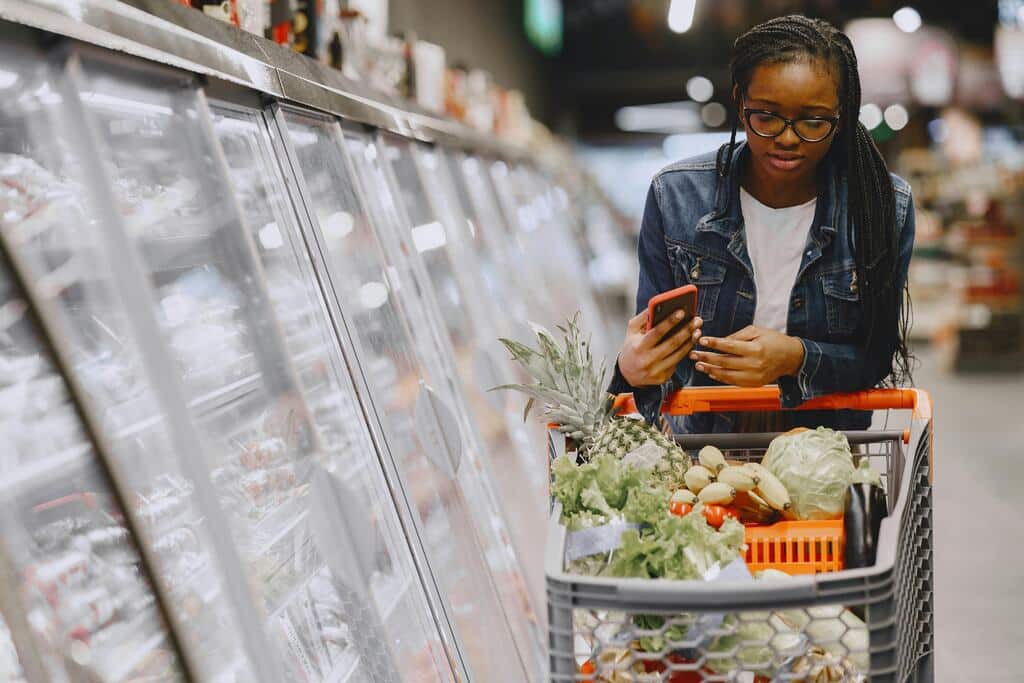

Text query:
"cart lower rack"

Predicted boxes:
[[546, 387, 933, 683]]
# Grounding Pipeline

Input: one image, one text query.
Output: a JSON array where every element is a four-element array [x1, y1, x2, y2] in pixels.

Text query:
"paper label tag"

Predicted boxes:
[[564, 521, 641, 562]]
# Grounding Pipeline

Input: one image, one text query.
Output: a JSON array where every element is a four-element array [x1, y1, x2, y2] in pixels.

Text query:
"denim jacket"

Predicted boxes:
[[610, 142, 915, 433]]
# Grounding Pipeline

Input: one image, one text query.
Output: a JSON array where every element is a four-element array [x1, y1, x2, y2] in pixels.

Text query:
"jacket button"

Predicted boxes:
[[793, 297, 803, 309], [690, 265, 701, 279]]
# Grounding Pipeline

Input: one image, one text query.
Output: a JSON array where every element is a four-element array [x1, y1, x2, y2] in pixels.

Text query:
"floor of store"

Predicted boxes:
[[918, 348, 1023, 682]]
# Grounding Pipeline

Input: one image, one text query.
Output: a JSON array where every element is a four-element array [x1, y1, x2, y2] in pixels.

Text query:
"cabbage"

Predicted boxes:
[[762, 427, 855, 520]]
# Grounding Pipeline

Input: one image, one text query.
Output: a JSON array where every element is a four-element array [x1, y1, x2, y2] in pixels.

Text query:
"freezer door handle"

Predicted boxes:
[[414, 382, 464, 478]]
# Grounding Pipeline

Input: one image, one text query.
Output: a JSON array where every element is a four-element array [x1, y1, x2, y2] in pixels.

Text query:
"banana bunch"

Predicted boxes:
[[671, 446, 795, 525]]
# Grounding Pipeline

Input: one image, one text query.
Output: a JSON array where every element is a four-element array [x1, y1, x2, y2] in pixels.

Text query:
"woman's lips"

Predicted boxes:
[[767, 154, 804, 171]]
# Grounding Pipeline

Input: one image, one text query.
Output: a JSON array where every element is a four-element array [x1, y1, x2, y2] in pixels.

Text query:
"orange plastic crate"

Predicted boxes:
[[744, 519, 844, 575]]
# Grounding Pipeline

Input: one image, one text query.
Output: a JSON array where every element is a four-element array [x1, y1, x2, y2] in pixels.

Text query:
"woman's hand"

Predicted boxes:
[[618, 311, 703, 387], [691, 326, 805, 387]]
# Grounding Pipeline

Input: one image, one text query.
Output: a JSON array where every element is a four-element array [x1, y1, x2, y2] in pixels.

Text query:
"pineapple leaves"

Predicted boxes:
[[495, 313, 619, 459]]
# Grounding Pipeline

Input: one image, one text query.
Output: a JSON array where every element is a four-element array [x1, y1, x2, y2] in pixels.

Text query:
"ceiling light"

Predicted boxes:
[[668, 0, 697, 34], [859, 103, 884, 129], [614, 101, 702, 133], [893, 7, 922, 33], [884, 104, 910, 131], [0, 70, 19, 90], [663, 131, 746, 160], [700, 102, 727, 128], [686, 76, 714, 103]]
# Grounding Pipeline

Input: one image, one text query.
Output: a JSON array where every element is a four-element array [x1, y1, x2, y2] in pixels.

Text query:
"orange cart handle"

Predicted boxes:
[[613, 386, 932, 421]]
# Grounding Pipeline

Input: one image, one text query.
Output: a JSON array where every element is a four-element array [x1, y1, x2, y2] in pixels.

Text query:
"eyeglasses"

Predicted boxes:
[[743, 108, 839, 143]]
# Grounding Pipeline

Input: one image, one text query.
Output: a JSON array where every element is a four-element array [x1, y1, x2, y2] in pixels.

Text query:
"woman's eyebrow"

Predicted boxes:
[[746, 98, 838, 112]]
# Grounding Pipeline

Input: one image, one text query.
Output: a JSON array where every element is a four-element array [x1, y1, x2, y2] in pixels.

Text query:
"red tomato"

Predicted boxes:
[[642, 655, 708, 682], [702, 504, 739, 529], [669, 501, 693, 517]]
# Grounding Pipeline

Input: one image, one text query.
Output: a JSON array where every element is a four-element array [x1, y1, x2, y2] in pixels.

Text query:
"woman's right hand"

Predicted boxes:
[[618, 310, 703, 387]]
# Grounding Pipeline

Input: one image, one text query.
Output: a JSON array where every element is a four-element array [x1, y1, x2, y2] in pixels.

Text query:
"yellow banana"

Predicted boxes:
[[698, 445, 727, 473], [698, 481, 737, 505], [754, 469, 792, 512], [670, 488, 698, 505], [716, 465, 757, 492], [684, 465, 715, 493]]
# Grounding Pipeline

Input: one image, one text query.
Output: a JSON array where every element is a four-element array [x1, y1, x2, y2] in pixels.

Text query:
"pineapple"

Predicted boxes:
[[495, 314, 688, 469]]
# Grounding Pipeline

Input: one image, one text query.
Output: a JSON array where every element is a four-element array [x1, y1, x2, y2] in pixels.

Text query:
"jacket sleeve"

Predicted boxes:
[[778, 191, 916, 408], [608, 180, 692, 421]]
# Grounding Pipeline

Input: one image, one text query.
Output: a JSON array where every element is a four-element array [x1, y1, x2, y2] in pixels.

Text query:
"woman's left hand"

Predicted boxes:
[[690, 326, 805, 387]]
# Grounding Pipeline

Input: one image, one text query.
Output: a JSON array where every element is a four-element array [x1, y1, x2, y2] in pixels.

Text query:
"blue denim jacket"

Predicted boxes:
[[610, 142, 915, 433]]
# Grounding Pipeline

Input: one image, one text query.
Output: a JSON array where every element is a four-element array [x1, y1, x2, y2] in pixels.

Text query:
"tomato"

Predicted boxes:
[[669, 501, 693, 517], [701, 504, 739, 529], [579, 659, 595, 683], [642, 655, 709, 682]]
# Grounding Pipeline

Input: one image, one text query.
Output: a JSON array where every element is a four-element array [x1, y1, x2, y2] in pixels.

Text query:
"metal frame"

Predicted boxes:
[[0, 0, 529, 162]]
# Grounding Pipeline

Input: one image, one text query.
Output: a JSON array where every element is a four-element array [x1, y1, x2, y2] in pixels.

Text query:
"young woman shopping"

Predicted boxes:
[[609, 15, 915, 433]]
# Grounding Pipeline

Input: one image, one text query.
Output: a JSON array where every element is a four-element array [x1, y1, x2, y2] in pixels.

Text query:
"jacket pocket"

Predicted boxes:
[[822, 264, 861, 335], [666, 240, 728, 322]]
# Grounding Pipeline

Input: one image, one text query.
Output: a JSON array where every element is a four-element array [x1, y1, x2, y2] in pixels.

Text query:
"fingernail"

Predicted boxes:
[[695, 317, 703, 326], [690, 352, 698, 361], [696, 362, 705, 372], [693, 330, 702, 340], [673, 311, 685, 321]]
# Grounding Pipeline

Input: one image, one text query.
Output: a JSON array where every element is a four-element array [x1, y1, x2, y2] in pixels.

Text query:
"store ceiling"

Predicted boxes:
[[554, 0, 999, 138]]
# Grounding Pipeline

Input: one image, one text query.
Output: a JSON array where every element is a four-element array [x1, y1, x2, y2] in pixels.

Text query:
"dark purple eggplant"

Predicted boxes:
[[843, 482, 888, 569]]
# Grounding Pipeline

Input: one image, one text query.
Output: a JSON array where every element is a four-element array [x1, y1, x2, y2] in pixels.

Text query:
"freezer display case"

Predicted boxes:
[[272, 108, 538, 680], [208, 102, 457, 682], [0, 41, 258, 682], [0, 614, 25, 682], [462, 159, 559, 333], [375, 136, 549, 623], [487, 161, 610, 358], [0, 251, 184, 682]]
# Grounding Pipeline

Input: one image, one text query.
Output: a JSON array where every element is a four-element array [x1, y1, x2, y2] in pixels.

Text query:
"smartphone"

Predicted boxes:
[[646, 285, 698, 343]]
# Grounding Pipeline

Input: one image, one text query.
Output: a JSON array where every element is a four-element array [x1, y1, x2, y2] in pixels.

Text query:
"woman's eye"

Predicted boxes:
[[801, 120, 829, 131], [751, 113, 778, 127]]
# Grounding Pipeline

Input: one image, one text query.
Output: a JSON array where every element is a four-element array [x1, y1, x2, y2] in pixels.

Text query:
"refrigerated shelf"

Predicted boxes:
[[1, 3, 625, 680]]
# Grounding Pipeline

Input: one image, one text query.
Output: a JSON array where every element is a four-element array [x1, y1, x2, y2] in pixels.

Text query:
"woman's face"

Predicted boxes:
[[738, 59, 840, 188]]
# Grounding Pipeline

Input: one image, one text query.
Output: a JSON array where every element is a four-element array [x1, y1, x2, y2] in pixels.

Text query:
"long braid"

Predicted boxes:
[[723, 15, 912, 386]]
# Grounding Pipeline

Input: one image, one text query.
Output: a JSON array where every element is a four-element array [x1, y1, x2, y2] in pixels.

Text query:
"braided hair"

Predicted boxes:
[[719, 14, 912, 387]]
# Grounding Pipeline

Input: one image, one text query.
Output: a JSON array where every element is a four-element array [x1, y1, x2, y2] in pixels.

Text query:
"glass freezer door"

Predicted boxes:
[[0, 251, 186, 682], [274, 108, 531, 681], [514, 167, 612, 360], [208, 103, 456, 683], [376, 136, 548, 643], [457, 156, 556, 331], [0, 42, 259, 682]]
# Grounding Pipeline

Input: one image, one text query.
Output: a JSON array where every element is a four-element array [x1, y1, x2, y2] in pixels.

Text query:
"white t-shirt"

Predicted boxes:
[[739, 188, 817, 334]]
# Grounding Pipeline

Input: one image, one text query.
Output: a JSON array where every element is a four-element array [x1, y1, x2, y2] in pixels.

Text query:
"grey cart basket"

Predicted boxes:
[[546, 386, 933, 683]]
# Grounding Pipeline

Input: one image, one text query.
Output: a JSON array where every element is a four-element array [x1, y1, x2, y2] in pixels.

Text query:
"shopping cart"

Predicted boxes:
[[546, 386, 933, 683]]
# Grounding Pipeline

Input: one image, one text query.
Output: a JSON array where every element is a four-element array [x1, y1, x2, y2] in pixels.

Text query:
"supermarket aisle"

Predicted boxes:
[[919, 349, 1024, 682]]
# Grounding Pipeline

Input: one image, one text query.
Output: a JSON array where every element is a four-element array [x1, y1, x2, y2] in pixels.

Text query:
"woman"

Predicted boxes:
[[609, 15, 914, 433]]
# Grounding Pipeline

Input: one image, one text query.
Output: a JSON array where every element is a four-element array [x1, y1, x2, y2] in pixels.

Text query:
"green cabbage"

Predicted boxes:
[[762, 427, 856, 520]]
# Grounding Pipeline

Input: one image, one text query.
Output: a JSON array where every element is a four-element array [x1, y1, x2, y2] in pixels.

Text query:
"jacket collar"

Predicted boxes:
[[697, 141, 840, 251]]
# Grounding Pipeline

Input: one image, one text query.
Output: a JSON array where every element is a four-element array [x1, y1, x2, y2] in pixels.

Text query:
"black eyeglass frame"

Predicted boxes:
[[742, 107, 840, 143]]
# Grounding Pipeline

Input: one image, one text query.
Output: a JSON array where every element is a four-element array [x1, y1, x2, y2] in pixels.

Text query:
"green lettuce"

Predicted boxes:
[[607, 504, 746, 581]]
